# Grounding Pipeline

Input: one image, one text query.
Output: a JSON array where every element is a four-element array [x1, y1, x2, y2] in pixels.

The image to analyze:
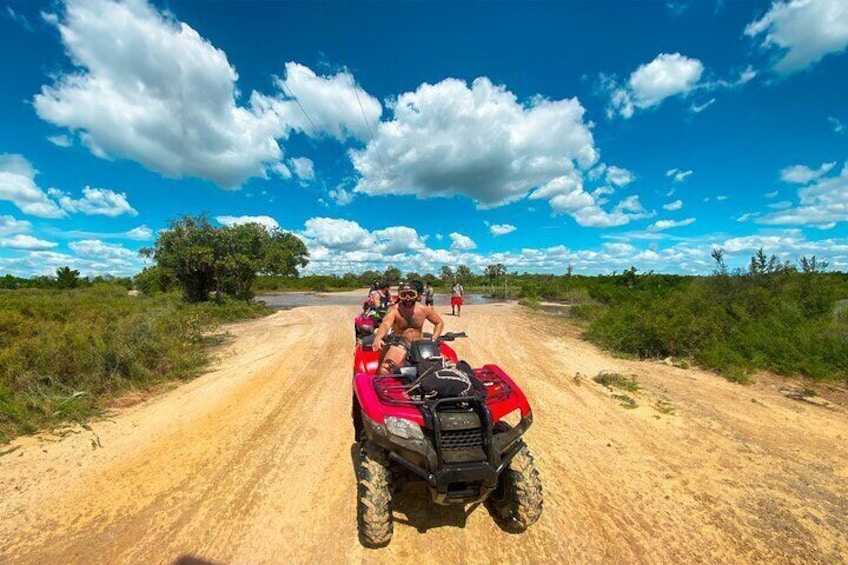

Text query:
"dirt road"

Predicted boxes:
[[1, 299, 847, 564]]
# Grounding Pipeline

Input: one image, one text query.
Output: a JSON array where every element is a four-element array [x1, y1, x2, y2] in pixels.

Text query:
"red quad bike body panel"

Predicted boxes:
[[354, 314, 375, 334], [352, 342, 530, 426]]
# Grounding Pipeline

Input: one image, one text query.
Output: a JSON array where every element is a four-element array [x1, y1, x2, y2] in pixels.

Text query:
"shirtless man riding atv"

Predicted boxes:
[[372, 281, 444, 375]]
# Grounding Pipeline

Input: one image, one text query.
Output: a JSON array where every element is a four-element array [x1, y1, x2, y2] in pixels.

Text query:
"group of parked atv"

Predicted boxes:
[[350, 317, 543, 546]]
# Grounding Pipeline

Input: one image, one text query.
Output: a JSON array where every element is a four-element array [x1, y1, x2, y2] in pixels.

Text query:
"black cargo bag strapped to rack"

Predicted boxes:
[[407, 357, 487, 400]]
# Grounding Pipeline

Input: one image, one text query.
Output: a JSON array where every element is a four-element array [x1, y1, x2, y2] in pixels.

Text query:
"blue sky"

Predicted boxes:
[[1, 0, 847, 277]]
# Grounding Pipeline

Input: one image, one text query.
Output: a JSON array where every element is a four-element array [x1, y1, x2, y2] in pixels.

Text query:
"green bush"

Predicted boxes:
[[583, 265, 848, 382]]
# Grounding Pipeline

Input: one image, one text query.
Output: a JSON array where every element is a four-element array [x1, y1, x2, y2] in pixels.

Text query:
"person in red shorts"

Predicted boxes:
[[450, 280, 464, 316]]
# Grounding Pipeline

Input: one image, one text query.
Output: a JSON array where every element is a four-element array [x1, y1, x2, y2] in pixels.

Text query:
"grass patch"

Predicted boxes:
[[654, 398, 675, 415], [593, 371, 640, 392], [611, 393, 637, 409], [518, 296, 540, 309], [0, 286, 270, 443]]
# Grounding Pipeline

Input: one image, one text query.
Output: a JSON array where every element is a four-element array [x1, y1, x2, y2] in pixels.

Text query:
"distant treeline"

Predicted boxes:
[[252, 254, 848, 382], [0, 272, 133, 290]]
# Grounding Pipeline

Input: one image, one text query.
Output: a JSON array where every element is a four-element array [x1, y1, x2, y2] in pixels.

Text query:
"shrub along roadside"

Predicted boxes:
[[0, 287, 269, 444], [580, 263, 848, 382]]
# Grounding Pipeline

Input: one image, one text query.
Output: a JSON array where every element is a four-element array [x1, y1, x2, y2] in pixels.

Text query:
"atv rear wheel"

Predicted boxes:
[[357, 441, 393, 547], [485, 441, 543, 532]]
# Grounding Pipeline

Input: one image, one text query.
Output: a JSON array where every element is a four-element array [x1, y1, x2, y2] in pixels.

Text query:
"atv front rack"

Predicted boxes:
[[373, 367, 513, 406]]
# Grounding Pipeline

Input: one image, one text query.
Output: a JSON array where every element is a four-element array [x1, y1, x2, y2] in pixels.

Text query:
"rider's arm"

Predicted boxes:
[[427, 308, 444, 342], [372, 307, 396, 351]]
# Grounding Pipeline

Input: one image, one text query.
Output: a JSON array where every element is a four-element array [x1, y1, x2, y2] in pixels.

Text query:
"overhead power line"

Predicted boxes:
[[350, 73, 387, 180], [279, 81, 318, 136]]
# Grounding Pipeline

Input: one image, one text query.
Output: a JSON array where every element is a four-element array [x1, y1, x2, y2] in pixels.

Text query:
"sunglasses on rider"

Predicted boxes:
[[398, 290, 419, 299]]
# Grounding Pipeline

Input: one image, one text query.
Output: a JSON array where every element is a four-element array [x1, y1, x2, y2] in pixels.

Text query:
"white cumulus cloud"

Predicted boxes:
[[328, 187, 354, 206], [780, 161, 836, 184], [33, 0, 383, 189], [290, 157, 315, 181], [488, 223, 517, 236], [68, 239, 140, 263], [57, 186, 137, 216], [48, 134, 73, 147], [0, 215, 32, 236], [666, 168, 693, 182], [34, 0, 288, 189], [254, 62, 382, 143], [745, 0, 848, 74], [298, 217, 427, 265], [606, 53, 704, 118], [126, 226, 153, 240], [606, 165, 635, 187], [759, 162, 848, 228], [647, 218, 696, 231], [450, 232, 477, 251], [0, 154, 66, 218], [216, 215, 280, 230], [351, 77, 599, 209], [531, 175, 651, 227], [0, 234, 58, 250], [663, 200, 683, 211]]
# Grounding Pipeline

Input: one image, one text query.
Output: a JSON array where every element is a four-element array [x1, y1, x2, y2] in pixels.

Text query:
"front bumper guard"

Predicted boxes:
[[362, 411, 533, 505]]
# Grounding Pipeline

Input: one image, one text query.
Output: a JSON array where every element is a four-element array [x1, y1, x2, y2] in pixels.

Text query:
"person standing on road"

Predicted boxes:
[[423, 282, 434, 307], [451, 280, 465, 316]]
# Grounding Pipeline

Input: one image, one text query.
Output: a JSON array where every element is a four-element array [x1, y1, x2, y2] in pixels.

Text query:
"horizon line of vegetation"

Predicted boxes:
[[1, 215, 846, 444]]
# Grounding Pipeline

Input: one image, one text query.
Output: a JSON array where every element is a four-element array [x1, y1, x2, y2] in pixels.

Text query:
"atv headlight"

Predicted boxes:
[[500, 408, 522, 428], [385, 416, 424, 440]]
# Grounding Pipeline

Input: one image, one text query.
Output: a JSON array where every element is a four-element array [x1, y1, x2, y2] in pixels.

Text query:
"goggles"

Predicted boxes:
[[398, 290, 419, 300]]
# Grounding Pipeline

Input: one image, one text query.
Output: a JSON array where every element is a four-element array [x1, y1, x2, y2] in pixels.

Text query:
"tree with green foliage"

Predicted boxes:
[[56, 266, 80, 289], [143, 216, 220, 302], [359, 270, 381, 287], [485, 263, 506, 289], [134, 266, 173, 294], [797, 255, 834, 317], [440, 266, 454, 286], [456, 264, 472, 281], [383, 266, 402, 285], [144, 215, 308, 302], [220, 222, 309, 299]]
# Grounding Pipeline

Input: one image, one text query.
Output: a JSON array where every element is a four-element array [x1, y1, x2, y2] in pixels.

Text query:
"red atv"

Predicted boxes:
[[351, 332, 543, 546]]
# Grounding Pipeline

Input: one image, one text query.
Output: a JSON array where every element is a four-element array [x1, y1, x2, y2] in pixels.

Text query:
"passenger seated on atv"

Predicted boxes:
[[365, 281, 392, 320], [362, 279, 381, 313], [372, 281, 444, 375]]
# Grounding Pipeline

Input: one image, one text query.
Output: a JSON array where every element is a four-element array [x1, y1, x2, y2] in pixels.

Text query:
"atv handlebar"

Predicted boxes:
[[437, 331, 467, 342], [382, 331, 467, 347]]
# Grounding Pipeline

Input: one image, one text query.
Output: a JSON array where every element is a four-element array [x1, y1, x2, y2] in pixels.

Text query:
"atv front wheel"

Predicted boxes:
[[357, 441, 393, 547], [485, 441, 543, 532]]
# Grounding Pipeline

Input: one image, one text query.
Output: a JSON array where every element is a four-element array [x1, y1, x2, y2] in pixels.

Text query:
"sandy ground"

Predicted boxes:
[[1, 299, 847, 564]]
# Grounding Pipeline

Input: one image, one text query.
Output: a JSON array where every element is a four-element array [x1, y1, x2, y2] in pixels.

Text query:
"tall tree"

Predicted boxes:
[[383, 266, 402, 285], [440, 266, 454, 286], [144, 215, 308, 302], [221, 223, 309, 299], [485, 263, 506, 288], [56, 266, 80, 289]]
